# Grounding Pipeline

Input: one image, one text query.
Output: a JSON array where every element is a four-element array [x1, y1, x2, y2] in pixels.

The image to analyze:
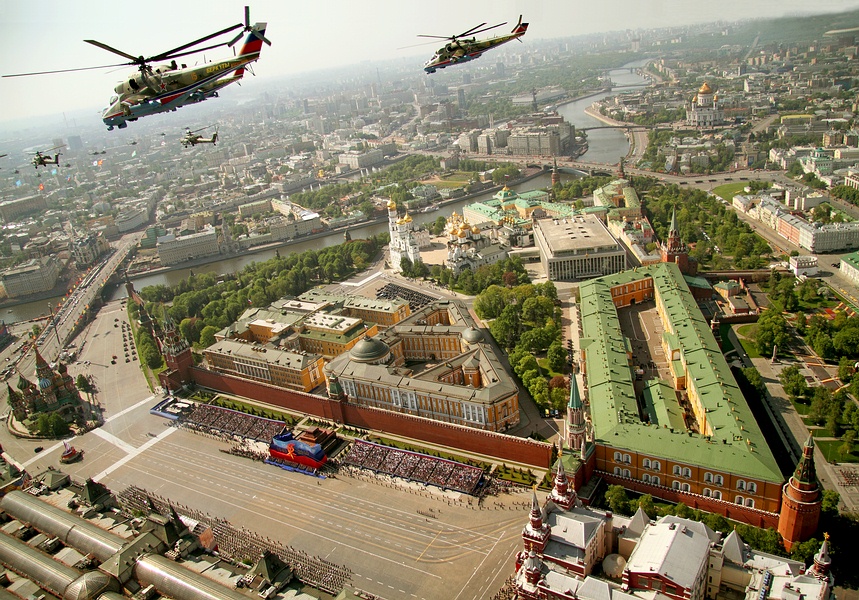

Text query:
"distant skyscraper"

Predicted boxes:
[[496, 61, 505, 77], [67, 136, 83, 152], [303, 99, 310, 114], [458, 88, 467, 111]]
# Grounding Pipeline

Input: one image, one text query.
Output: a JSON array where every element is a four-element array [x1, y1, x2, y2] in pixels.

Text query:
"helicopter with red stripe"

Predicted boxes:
[[421, 16, 528, 74], [2, 6, 269, 131]]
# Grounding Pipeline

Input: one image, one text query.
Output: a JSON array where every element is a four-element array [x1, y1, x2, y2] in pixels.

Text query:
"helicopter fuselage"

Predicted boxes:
[[102, 24, 265, 130], [424, 20, 528, 73]]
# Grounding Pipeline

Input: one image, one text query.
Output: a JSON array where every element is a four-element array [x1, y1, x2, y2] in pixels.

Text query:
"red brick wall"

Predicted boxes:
[[599, 471, 780, 529], [190, 367, 552, 468]]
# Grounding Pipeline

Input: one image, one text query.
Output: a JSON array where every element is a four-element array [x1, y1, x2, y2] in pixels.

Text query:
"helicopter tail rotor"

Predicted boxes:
[[229, 6, 271, 47]]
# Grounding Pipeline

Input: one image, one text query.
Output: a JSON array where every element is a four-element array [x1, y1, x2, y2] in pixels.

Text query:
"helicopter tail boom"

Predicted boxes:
[[237, 23, 267, 60], [512, 16, 528, 35]]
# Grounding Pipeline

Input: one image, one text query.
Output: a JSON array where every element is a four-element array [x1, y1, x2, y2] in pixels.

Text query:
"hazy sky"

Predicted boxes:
[[2, 0, 859, 125]]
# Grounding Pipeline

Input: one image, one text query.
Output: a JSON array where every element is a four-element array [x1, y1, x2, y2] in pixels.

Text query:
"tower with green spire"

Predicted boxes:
[[660, 205, 697, 275], [566, 376, 586, 453]]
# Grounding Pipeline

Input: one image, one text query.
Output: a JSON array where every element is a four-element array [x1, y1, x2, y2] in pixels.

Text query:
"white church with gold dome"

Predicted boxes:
[[387, 199, 425, 272], [687, 81, 724, 127]]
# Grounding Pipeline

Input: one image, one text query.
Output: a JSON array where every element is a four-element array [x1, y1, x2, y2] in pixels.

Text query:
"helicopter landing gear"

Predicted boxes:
[[107, 126, 114, 131], [118, 122, 128, 129]]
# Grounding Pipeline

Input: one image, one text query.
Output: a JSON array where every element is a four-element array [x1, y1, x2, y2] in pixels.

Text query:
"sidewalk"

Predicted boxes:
[[736, 326, 859, 512]]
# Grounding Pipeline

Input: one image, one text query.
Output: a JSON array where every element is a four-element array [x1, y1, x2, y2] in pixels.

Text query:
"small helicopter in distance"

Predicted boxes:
[[182, 126, 219, 147], [31, 147, 64, 169], [91, 150, 107, 156], [420, 16, 528, 74], [3, 6, 269, 131]]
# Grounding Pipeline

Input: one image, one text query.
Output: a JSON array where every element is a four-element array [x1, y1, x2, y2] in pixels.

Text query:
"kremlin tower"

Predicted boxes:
[[778, 436, 822, 551], [157, 314, 193, 393], [565, 378, 587, 453], [660, 206, 697, 276]]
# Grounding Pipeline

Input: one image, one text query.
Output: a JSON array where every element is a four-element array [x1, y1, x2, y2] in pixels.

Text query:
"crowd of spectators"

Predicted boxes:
[[180, 404, 285, 442], [376, 283, 435, 311], [343, 440, 484, 495]]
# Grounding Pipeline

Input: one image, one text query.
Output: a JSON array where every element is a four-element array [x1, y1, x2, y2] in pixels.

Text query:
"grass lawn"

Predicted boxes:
[[735, 324, 762, 358], [495, 464, 537, 486], [712, 182, 750, 202], [793, 400, 811, 416], [537, 357, 564, 379], [421, 171, 474, 189], [815, 438, 859, 463], [210, 396, 297, 425]]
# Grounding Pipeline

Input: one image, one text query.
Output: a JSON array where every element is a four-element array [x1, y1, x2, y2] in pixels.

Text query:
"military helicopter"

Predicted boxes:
[[420, 16, 528, 73], [90, 150, 107, 156], [182, 125, 219, 147], [30, 147, 64, 169], [3, 6, 270, 131]]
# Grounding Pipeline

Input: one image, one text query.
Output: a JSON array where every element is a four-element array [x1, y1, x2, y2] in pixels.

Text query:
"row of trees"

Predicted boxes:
[[601, 484, 836, 566], [138, 236, 386, 347], [425, 256, 531, 296]]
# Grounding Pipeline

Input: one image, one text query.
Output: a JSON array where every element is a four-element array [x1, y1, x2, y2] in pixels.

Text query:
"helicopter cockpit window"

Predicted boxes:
[[109, 96, 119, 106], [128, 79, 139, 91]]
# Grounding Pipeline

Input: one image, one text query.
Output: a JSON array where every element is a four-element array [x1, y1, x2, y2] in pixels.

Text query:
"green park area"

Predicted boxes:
[[712, 182, 750, 202], [423, 171, 475, 189]]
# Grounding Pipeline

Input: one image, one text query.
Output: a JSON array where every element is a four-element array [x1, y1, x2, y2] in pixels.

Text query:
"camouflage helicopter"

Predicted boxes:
[[420, 15, 528, 74], [182, 125, 219, 147], [3, 6, 269, 131], [31, 147, 64, 169]]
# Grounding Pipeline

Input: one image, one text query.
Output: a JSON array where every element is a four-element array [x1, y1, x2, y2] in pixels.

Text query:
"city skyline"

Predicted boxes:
[[2, 0, 859, 126]]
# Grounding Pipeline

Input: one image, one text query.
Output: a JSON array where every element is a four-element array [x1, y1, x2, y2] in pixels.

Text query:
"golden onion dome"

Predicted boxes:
[[396, 218, 404, 225], [458, 229, 468, 238], [387, 198, 396, 209], [450, 227, 460, 236], [404, 213, 412, 223], [698, 82, 712, 94], [471, 225, 480, 234], [692, 95, 698, 103]]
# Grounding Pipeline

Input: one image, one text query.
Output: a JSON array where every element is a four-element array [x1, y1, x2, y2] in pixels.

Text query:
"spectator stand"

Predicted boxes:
[[342, 439, 487, 496]]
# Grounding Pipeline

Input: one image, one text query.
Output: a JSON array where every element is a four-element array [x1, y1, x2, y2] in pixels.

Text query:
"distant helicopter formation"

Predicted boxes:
[[182, 125, 219, 148], [420, 15, 528, 73], [1, 8, 529, 182]]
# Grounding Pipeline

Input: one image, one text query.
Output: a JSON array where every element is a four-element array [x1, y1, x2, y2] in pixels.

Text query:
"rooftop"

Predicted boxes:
[[578, 263, 782, 483]]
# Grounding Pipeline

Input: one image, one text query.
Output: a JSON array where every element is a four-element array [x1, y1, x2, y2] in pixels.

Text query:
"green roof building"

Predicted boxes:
[[576, 263, 785, 525]]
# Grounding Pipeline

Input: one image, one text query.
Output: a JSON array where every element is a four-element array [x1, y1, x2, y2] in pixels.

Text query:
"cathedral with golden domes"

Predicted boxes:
[[687, 81, 724, 127], [445, 211, 508, 275], [387, 199, 423, 272]]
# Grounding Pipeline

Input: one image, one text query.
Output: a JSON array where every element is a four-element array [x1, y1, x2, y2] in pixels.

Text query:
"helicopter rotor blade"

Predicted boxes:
[[147, 23, 243, 62], [416, 35, 454, 40], [161, 41, 232, 62], [244, 5, 251, 28], [455, 22, 487, 38], [2, 62, 130, 78], [84, 39, 140, 63], [460, 22, 506, 38], [227, 30, 244, 47]]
